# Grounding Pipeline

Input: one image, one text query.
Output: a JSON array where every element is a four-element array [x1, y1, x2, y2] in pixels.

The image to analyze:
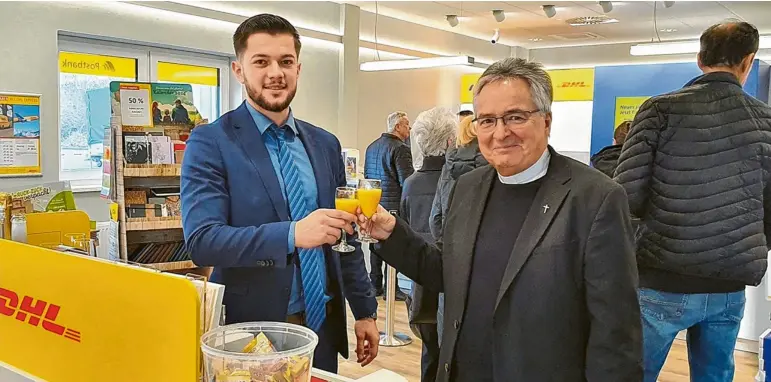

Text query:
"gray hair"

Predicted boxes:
[[386, 111, 407, 133], [474, 58, 553, 114], [410, 107, 457, 169]]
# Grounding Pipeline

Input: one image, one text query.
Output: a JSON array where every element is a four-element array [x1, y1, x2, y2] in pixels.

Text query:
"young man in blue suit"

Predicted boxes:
[[181, 14, 380, 373]]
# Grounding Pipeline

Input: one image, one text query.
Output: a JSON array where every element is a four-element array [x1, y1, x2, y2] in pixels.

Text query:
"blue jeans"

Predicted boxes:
[[638, 288, 746, 382]]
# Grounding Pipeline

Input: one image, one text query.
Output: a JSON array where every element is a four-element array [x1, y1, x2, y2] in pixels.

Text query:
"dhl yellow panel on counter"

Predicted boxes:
[[25, 210, 90, 247], [459, 68, 595, 103], [0, 240, 200, 381]]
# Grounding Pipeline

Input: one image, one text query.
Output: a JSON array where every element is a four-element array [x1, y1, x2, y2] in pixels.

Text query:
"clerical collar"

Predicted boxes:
[[498, 149, 551, 185]]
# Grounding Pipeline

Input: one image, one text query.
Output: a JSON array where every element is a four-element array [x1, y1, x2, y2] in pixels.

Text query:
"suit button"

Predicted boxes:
[[454, 320, 460, 329], [444, 363, 449, 373]]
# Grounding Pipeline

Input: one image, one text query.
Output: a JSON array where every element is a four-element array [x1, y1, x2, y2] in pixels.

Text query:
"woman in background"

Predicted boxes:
[[400, 107, 456, 382], [429, 115, 488, 241]]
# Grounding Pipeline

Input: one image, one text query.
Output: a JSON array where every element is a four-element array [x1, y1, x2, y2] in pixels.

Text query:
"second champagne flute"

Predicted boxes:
[[356, 179, 382, 244], [332, 187, 358, 253]]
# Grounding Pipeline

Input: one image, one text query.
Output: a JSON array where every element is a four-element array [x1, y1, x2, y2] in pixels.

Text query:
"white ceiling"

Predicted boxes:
[[348, 1, 771, 49]]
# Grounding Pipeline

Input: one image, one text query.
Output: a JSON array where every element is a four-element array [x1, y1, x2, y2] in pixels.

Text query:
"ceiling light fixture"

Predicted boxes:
[[599, 1, 613, 13], [663, 1, 675, 8], [630, 35, 771, 56], [492, 10, 505, 22], [660, 28, 677, 33], [360, 55, 475, 72], [529, 38, 543, 42], [542, 5, 557, 18], [566, 16, 618, 26], [446, 14, 459, 27]]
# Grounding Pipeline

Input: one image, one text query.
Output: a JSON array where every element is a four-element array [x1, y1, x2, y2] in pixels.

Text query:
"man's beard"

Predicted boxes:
[[245, 79, 296, 113]]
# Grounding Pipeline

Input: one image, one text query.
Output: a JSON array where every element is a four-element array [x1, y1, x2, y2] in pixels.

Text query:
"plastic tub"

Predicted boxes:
[[201, 322, 318, 382]]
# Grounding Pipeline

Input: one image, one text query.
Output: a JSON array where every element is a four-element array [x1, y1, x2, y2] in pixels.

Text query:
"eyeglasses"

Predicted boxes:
[[473, 109, 540, 131]]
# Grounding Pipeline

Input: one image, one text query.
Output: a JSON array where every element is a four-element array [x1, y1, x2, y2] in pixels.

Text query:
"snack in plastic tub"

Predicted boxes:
[[201, 322, 318, 382]]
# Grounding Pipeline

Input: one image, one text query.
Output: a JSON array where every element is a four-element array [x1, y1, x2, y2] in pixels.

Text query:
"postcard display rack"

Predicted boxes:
[[104, 82, 205, 273]]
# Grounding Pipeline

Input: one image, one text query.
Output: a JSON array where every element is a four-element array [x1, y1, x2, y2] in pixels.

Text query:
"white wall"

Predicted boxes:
[[356, 49, 484, 154], [0, 1, 341, 221]]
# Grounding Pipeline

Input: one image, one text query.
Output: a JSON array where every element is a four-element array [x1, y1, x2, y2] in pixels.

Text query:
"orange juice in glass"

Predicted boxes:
[[333, 187, 357, 253], [357, 179, 382, 243]]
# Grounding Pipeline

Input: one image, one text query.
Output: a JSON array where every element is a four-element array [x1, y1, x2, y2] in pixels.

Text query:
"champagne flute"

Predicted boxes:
[[356, 179, 382, 244], [332, 187, 358, 253]]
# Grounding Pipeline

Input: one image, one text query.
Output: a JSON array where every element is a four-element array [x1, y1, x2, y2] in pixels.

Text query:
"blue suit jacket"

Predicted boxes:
[[181, 103, 377, 357]]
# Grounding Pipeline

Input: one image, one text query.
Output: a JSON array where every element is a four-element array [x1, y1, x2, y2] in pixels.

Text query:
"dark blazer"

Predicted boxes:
[[181, 102, 378, 358], [374, 148, 642, 382]]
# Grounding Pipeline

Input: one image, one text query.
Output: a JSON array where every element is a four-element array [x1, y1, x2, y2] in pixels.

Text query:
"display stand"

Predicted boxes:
[[105, 82, 206, 274], [379, 265, 412, 347]]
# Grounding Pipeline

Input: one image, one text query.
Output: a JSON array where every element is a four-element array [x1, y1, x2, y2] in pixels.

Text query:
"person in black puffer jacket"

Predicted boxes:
[[590, 120, 631, 177], [364, 111, 413, 298], [614, 21, 771, 382], [429, 115, 488, 241]]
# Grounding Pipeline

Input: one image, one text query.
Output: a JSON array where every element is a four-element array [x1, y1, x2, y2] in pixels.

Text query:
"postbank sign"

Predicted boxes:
[[59, 51, 137, 78]]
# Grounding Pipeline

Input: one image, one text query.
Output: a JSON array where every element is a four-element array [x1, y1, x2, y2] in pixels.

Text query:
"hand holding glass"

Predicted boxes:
[[333, 187, 358, 253], [357, 179, 382, 243]]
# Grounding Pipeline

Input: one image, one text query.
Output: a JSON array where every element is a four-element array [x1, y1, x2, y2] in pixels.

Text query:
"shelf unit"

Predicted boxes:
[[113, 124, 198, 272]]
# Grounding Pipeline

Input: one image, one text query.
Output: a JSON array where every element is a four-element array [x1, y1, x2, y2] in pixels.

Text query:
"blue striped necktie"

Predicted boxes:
[[266, 126, 326, 332]]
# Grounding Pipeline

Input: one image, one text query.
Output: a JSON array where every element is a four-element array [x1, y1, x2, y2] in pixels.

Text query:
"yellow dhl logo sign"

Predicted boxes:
[[59, 52, 136, 78], [460, 68, 595, 103], [557, 81, 590, 88]]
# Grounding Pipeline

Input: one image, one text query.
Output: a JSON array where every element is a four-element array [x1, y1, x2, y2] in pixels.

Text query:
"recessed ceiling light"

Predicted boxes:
[[566, 15, 619, 26], [529, 38, 543, 42], [660, 28, 677, 33]]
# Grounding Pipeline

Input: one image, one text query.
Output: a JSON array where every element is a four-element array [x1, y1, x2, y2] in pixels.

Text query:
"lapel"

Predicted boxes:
[[494, 149, 572, 311], [453, 166, 496, 317], [230, 103, 290, 222], [296, 121, 333, 208]]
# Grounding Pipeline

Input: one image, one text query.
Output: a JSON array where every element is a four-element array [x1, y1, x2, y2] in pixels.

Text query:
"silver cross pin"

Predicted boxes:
[[542, 204, 550, 214]]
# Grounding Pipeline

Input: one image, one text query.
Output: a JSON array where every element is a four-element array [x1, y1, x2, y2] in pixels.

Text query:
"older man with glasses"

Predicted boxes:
[[358, 58, 643, 382]]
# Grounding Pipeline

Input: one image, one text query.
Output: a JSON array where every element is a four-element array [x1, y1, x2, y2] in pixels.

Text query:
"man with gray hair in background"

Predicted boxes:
[[364, 111, 413, 300], [360, 58, 642, 381]]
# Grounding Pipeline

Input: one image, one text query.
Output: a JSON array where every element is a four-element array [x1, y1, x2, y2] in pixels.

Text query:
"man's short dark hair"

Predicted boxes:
[[458, 110, 474, 117], [699, 21, 759, 68], [233, 14, 302, 58]]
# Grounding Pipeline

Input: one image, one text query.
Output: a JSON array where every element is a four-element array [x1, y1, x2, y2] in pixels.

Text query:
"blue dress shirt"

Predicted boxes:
[[246, 102, 329, 315]]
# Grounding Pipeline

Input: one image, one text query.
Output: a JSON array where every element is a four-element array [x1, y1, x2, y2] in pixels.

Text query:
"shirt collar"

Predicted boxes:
[[245, 101, 298, 135], [498, 148, 551, 185]]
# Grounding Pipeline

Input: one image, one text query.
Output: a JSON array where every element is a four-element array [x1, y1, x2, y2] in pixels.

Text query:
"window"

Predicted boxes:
[[152, 52, 230, 125], [58, 38, 230, 191]]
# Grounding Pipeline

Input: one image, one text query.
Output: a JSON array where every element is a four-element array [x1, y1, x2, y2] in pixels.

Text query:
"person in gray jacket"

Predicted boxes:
[[400, 107, 456, 382], [429, 115, 488, 241]]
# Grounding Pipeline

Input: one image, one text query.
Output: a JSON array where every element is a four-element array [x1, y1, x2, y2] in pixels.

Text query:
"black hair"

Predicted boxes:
[[699, 21, 759, 68], [458, 110, 474, 117], [233, 14, 302, 58]]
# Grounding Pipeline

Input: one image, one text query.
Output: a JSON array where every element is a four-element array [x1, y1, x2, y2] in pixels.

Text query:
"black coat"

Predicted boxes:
[[375, 149, 643, 382], [615, 72, 771, 287], [400, 156, 445, 324], [429, 139, 488, 240], [590, 144, 622, 178], [364, 133, 414, 211]]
